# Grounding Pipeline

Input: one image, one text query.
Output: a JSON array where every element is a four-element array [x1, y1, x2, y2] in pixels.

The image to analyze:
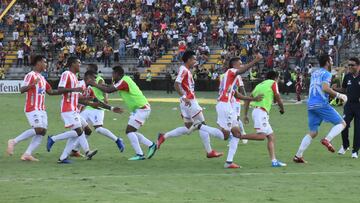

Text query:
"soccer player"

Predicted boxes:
[[78, 64, 125, 152], [47, 57, 98, 163], [216, 56, 265, 168], [89, 66, 157, 161], [7, 55, 59, 161], [72, 70, 125, 156], [157, 51, 227, 158], [293, 54, 348, 163], [243, 71, 287, 167]]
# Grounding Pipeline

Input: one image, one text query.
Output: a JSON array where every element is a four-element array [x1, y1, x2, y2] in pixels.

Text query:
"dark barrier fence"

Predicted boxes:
[[48, 79, 307, 93]]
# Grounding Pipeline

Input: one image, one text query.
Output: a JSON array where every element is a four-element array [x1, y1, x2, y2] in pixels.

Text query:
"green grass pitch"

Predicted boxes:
[[0, 91, 359, 203]]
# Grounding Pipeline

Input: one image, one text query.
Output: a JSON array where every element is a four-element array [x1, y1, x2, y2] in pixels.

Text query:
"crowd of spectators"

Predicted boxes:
[[0, 0, 358, 82]]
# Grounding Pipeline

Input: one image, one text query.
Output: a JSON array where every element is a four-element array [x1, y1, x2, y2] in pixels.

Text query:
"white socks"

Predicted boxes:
[[77, 133, 90, 152], [95, 127, 118, 142], [52, 130, 78, 142], [199, 130, 212, 153], [136, 132, 153, 147], [296, 134, 312, 157], [14, 129, 36, 143], [127, 132, 143, 155], [325, 124, 345, 142], [226, 136, 240, 162], [60, 137, 78, 160], [164, 127, 189, 138], [25, 135, 43, 155], [199, 125, 224, 140]]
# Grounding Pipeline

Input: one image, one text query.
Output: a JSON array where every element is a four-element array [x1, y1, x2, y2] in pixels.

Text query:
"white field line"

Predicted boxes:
[[0, 171, 357, 182]]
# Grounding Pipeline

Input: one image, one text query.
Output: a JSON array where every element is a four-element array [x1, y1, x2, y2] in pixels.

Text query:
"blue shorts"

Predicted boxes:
[[308, 105, 343, 132]]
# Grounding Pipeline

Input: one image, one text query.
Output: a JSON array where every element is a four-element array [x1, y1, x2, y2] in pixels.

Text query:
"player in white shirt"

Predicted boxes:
[[7, 55, 60, 161], [157, 51, 226, 158]]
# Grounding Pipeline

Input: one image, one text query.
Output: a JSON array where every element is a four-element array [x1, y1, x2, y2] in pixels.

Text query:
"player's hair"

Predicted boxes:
[[84, 70, 97, 78], [31, 55, 45, 66], [229, 57, 241, 69], [266, 71, 279, 80], [318, 54, 330, 67], [66, 56, 79, 67], [182, 50, 195, 63], [113, 66, 124, 75], [87, 64, 98, 72], [349, 57, 360, 65]]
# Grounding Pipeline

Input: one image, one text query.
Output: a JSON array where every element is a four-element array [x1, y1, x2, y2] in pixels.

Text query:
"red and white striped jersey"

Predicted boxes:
[[234, 75, 244, 103], [77, 80, 95, 112], [218, 68, 238, 103], [175, 65, 195, 99], [58, 71, 80, 113], [23, 71, 51, 112]]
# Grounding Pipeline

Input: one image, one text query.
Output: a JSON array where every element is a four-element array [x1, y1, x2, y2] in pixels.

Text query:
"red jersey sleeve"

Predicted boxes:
[[272, 82, 280, 96], [114, 79, 129, 91]]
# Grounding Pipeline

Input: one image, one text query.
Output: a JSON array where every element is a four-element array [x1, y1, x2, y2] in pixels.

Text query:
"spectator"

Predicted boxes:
[[16, 48, 24, 67]]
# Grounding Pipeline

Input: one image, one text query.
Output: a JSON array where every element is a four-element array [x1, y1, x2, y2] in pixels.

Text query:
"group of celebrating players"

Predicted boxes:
[[5, 51, 349, 168]]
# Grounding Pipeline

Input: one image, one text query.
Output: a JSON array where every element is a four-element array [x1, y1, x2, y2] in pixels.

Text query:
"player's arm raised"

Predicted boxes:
[[235, 53, 263, 75]]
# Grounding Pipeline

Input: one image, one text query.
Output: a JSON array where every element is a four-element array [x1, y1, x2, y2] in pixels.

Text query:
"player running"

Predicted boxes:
[[89, 66, 157, 161], [77, 64, 125, 152], [215, 56, 265, 168], [7, 55, 59, 161], [243, 70, 287, 167], [293, 54, 347, 163], [47, 57, 98, 163], [71, 70, 125, 156], [156, 51, 226, 158]]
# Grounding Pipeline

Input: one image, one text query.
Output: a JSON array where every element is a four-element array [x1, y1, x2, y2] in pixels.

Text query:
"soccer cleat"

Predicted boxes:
[[70, 150, 84, 158], [352, 152, 358, 159], [320, 138, 335, 153], [293, 156, 307, 163], [188, 122, 202, 134], [224, 162, 241, 169], [115, 138, 125, 152], [206, 150, 224, 158], [57, 159, 73, 164], [21, 154, 39, 162], [7, 139, 16, 156], [46, 136, 55, 152], [128, 154, 145, 161], [338, 145, 349, 155], [242, 139, 248, 144], [147, 143, 157, 159], [85, 149, 98, 160], [157, 133, 165, 149], [272, 160, 287, 167]]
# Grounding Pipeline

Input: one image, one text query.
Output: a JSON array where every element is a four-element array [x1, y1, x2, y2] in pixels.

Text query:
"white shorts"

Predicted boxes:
[[128, 107, 151, 130], [232, 101, 241, 117], [216, 102, 238, 131], [80, 109, 104, 126], [252, 108, 273, 135], [180, 99, 203, 123], [61, 111, 86, 130], [25, 110, 48, 129]]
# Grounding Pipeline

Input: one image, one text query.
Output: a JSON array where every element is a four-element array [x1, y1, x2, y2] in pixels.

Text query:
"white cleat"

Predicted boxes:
[[242, 139, 248, 144], [352, 152, 358, 159], [338, 145, 349, 155]]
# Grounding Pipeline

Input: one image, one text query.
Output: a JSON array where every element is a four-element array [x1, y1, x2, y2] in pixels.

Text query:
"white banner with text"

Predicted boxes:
[[0, 80, 23, 93]]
